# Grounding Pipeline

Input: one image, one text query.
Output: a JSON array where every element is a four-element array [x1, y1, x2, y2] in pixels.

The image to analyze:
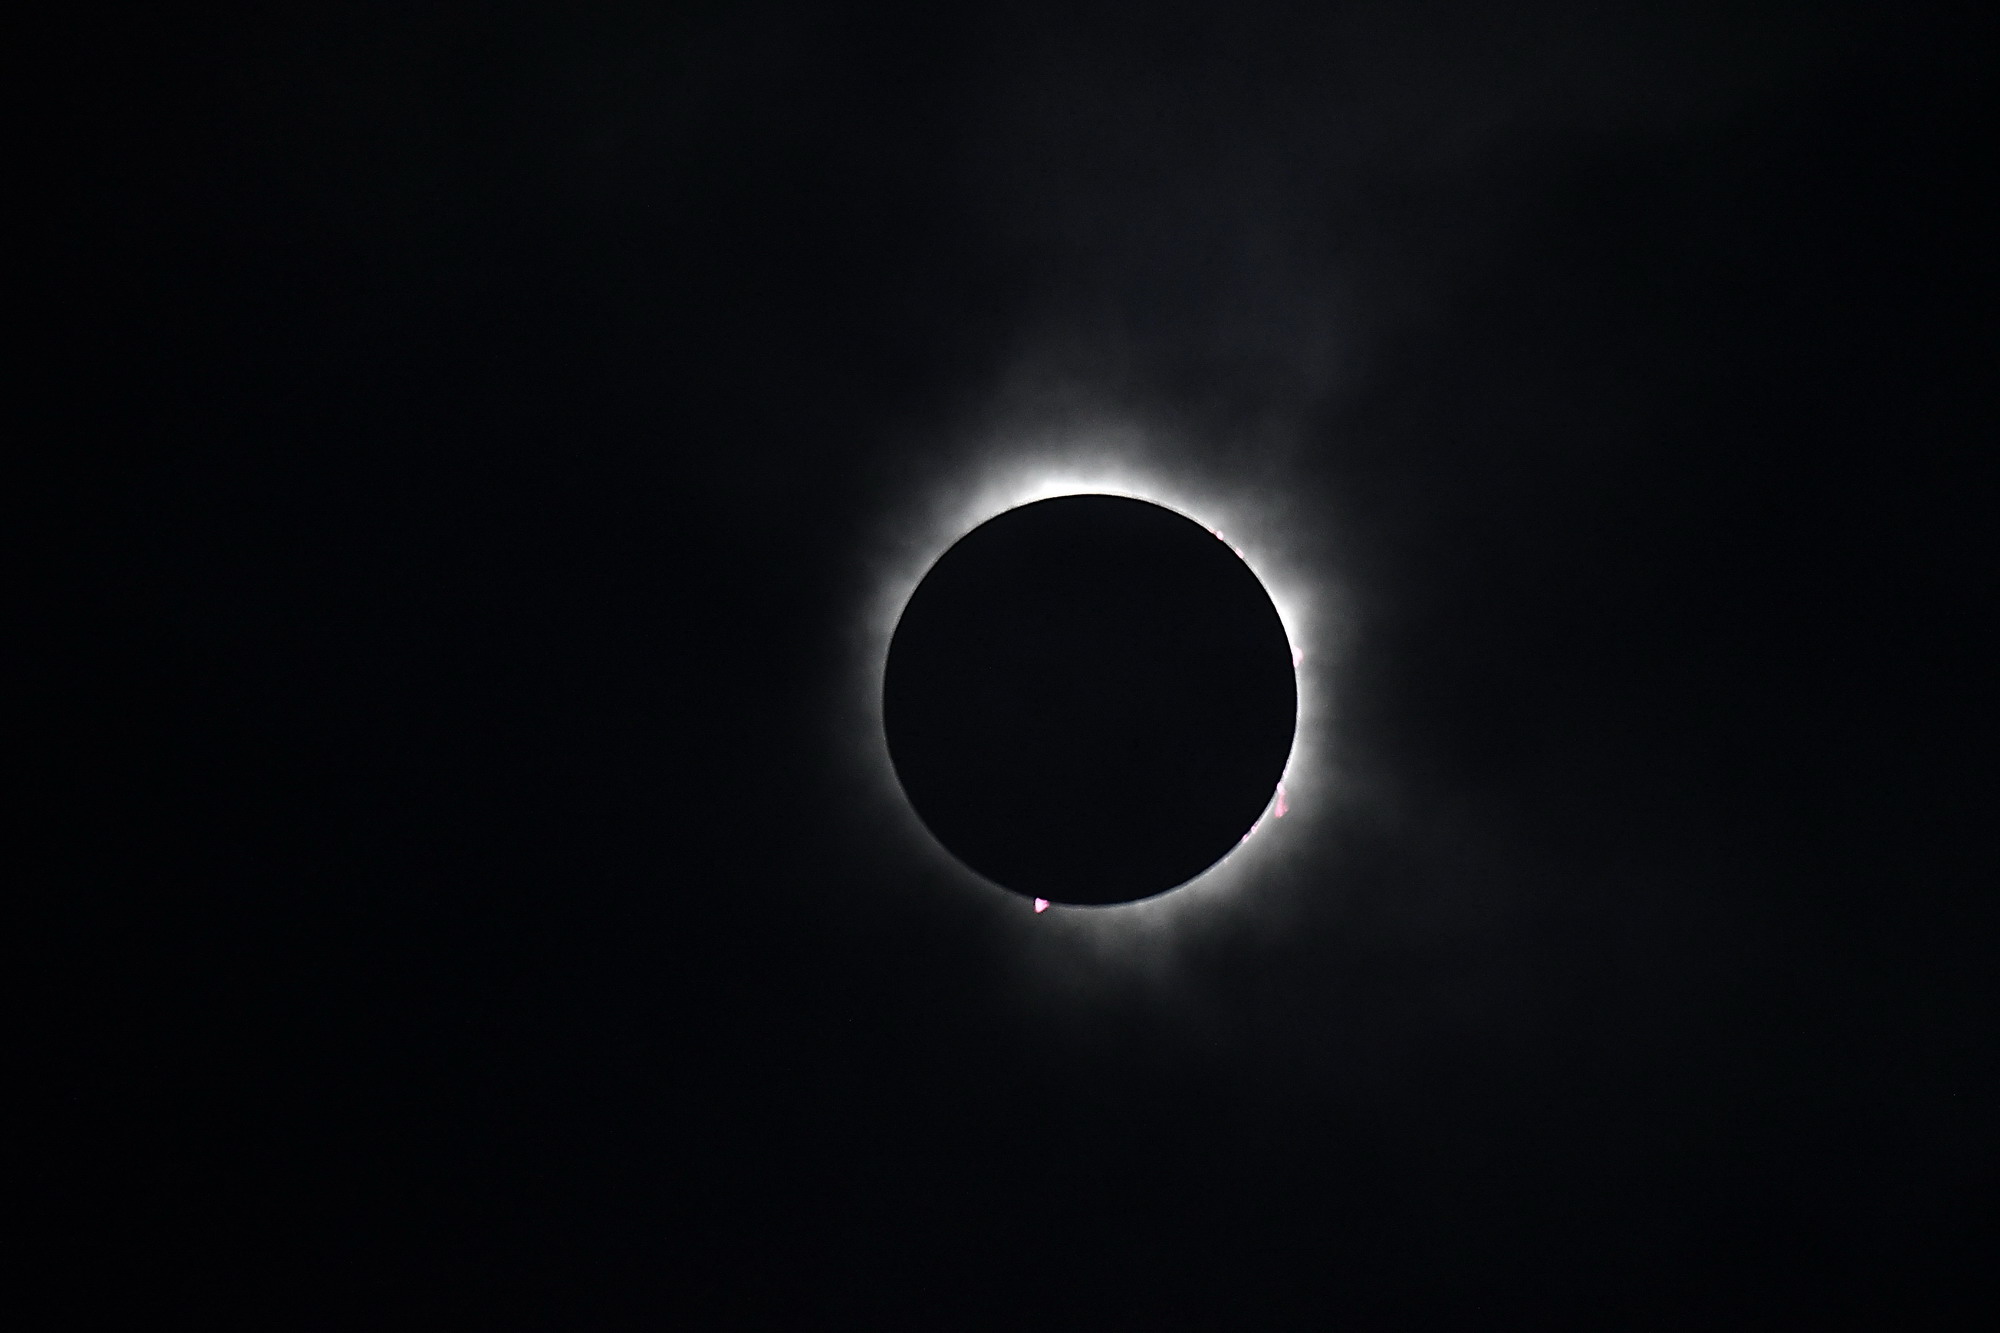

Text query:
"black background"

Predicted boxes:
[[35, 0, 1996, 1324]]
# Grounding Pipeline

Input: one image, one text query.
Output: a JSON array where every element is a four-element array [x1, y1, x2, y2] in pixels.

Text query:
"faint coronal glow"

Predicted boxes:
[[847, 411, 1344, 943]]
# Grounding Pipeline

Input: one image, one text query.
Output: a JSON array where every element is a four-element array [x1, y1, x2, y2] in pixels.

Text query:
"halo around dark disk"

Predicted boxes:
[[883, 494, 1297, 906]]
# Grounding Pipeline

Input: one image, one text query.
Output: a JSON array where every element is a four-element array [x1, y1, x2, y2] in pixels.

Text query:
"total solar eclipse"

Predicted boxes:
[[883, 494, 1297, 906]]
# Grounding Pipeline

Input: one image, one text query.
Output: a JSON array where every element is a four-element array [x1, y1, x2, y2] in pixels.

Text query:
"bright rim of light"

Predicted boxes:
[[844, 412, 1342, 942]]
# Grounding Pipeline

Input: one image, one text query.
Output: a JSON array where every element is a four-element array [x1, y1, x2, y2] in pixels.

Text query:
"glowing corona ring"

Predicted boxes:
[[842, 414, 1340, 939]]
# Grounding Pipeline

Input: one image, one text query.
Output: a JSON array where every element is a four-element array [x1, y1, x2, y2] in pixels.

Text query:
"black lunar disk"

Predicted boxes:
[[883, 494, 1297, 905]]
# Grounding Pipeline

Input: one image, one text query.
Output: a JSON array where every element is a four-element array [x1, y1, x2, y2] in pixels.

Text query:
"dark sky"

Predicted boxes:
[[41, 0, 1995, 1323]]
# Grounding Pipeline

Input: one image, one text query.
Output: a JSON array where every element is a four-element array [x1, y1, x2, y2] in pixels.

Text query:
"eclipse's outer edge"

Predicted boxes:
[[847, 429, 1339, 927]]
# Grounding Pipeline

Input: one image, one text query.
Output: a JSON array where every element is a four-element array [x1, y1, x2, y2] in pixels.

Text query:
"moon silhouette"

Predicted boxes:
[[883, 494, 1297, 906]]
